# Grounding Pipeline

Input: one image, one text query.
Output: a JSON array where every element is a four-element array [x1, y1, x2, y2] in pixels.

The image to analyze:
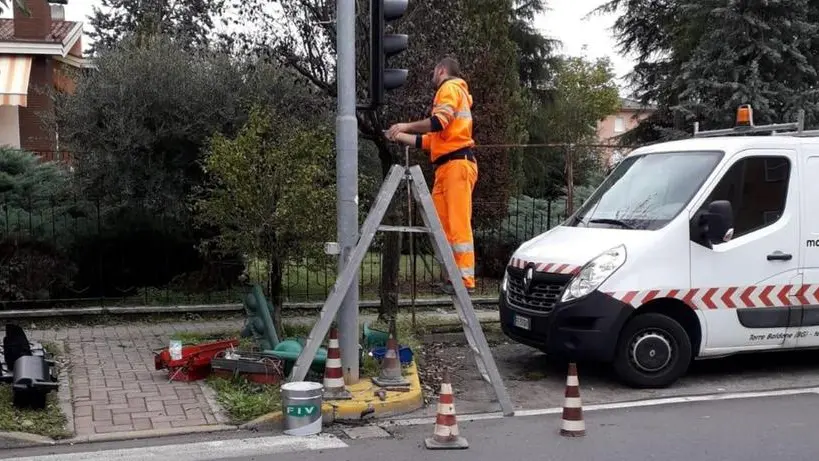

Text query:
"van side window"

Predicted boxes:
[[704, 156, 790, 239]]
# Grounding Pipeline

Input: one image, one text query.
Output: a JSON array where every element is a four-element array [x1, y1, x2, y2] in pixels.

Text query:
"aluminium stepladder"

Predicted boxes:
[[288, 164, 514, 416]]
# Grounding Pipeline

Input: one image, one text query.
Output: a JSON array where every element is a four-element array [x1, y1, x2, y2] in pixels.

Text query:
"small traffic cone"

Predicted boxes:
[[372, 335, 409, 388], [559, 362, 585, 437], [424, 370, 468, 450], [322, 327, 351, 400]]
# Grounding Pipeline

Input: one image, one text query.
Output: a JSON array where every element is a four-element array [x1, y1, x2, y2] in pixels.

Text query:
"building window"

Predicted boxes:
[[614, 116, 625, 133]]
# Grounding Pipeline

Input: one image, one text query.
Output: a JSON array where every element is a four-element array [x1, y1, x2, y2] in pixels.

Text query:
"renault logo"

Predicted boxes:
[[524, 267, 534, 293]]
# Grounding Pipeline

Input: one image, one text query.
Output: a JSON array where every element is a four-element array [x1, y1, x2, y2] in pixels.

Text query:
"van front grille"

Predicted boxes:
[[505, 271, 569, 313]]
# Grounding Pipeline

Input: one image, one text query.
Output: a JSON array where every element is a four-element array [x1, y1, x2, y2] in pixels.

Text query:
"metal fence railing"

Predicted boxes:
[[0, 144, 631, 310]]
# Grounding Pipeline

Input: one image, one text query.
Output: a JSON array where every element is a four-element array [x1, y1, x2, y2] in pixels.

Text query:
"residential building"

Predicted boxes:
[[0, 0, 90, 160], [597, 97, 656, 169]]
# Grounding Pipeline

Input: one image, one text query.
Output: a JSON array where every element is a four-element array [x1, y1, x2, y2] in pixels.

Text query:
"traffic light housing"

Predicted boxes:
[[370, 0, 409, 106]]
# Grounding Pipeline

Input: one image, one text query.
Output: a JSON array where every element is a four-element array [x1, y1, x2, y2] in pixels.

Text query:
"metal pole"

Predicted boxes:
[[336, 0, 360, 384], [565, 145, 574, 215], [405, 146, 417, 330]]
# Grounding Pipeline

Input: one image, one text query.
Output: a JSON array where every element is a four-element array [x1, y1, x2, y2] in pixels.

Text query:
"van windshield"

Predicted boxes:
[[569, 151, 723, 231]]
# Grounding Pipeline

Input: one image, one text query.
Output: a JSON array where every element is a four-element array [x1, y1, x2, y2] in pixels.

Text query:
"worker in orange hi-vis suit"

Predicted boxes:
[[386, 57, 477, 295]]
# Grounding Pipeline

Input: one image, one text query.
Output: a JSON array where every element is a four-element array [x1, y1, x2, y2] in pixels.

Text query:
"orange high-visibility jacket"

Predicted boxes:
[[416, 77, 475, 162]]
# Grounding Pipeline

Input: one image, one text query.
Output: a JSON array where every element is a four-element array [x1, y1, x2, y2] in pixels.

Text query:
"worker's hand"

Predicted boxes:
[[387, 123, 409, 140]]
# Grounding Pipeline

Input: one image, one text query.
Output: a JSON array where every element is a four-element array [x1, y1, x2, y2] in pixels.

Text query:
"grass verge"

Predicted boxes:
[[0, 386, 69, 439], [0, 342, 69, 439], [168, 323, 313, 349], [205, 376, 282, 424]]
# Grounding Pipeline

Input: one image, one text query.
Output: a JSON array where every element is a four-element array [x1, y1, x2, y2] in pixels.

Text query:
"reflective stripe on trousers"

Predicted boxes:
[[432, 159, 478, 288]]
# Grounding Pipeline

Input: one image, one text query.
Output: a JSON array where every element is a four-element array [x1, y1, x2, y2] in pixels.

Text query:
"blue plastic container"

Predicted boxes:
[[369, 345, 413, 365]]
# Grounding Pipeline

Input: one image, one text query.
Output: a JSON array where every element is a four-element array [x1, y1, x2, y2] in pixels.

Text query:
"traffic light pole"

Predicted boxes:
[[335, 0, 360, 384]]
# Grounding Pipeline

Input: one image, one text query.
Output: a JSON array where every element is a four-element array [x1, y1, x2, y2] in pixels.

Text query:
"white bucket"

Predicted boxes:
[[281, 381, 324, 436]]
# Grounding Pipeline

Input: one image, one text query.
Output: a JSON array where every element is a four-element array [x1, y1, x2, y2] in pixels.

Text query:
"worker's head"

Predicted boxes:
[[432, 57, 461, 87]]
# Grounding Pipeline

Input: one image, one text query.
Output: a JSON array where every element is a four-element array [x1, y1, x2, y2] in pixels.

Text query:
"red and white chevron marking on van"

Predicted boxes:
[[606, 284, 819, 310], [509, 257, 581, 275]]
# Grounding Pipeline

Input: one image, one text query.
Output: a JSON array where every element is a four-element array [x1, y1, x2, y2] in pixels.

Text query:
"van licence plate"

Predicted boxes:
[[513, 314, 531, 330]]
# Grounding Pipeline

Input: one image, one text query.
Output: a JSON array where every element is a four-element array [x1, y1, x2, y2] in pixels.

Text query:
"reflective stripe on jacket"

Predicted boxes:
[[421, 77, 475, 162]]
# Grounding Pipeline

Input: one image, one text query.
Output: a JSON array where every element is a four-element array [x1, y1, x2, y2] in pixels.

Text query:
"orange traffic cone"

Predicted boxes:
[[559, 362, 585, 437], [424, 370, 468, 450], [322, 327, 351, 400], [373, 335, 409, 388]]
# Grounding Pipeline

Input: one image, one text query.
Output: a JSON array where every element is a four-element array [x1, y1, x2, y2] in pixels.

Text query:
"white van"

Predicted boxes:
[[499, 105, 819, 388]]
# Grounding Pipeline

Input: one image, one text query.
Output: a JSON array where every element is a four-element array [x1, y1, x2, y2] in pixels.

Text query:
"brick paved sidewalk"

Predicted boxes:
[[22, 309, 498, 438], [29, 319, 244, 437]]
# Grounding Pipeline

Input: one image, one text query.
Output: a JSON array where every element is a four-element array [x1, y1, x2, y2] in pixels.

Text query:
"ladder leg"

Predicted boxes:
[[454, 296, 491, 382], [408, 166, 515, 416], [288, 165, 406, 382]]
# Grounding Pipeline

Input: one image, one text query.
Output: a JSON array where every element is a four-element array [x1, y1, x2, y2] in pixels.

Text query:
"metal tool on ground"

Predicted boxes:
[[240, 284, 280, 350], [425, 369, 468, 450], [240, 284, 328, 373], [11, 355, 59, 409], [1, 324, 58, 409], [3, 323, 31, 372], [288, 164, 514, 417], [362, 321, 390, 348], [560, 362, 586, 437], [211, 350, 285, 385], [372, 335, 409, 389], [322, 327, 352, 400]]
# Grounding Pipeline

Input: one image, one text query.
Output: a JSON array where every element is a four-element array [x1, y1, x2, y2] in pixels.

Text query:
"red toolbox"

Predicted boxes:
[[154, 339, 240, 382]]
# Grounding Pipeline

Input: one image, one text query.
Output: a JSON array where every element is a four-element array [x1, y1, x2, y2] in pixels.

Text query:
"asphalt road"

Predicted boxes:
[[411, 332, 819, 416], [7, 392, 819, 460], [271, 393, 819, 461]]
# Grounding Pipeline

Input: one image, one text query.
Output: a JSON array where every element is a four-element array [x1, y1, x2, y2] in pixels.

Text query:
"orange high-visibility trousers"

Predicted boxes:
[[432, 159, 478, 289]]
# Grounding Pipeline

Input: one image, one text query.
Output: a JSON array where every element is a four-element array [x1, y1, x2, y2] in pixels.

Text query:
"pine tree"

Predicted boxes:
[[598, 0, 819, 143], [675, 0, 819, 131], [0, 147, 75, 239], [510, 0, 560, 96], [0, 147, 79, 302]]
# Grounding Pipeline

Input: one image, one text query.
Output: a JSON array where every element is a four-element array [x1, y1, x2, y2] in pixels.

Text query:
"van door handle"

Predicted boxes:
[[767, 251, 792, 261]]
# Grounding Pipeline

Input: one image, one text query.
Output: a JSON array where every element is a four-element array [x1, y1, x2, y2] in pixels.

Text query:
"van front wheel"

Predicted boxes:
[[613, 313, 692, 388]]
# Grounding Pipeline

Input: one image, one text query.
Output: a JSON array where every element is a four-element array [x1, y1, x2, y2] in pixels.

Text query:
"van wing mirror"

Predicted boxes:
[[703, 200, 734, 244]]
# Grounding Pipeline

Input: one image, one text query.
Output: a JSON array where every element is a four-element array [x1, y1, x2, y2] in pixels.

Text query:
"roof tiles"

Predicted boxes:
[[0, 19, 79, 43]]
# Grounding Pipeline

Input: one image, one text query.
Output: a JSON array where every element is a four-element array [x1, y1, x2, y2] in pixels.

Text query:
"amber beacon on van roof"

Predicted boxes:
[[693, 104, 816, 138]]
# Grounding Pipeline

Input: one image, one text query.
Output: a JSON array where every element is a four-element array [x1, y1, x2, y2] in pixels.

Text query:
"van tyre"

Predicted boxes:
[[613, 313, 692, 388]]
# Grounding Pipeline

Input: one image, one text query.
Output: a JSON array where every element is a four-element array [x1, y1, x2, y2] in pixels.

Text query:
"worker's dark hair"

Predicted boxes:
[[436, 57, 461, 77]]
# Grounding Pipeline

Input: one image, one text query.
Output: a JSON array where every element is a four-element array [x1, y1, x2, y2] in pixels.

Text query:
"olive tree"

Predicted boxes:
[[195, 105, 336, 335]]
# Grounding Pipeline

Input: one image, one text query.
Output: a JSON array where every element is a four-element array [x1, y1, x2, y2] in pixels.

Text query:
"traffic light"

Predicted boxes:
[[370, 0, 409, 106]]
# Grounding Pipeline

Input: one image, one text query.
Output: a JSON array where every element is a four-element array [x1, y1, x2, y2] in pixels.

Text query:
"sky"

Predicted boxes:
[[5, 0, 636, 92], [534, 1, 635, 91]]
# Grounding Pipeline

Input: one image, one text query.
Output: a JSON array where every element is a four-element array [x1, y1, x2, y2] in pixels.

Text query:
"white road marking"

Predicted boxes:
[[11, 434, 348, 461], [384, 386, 819, 427]]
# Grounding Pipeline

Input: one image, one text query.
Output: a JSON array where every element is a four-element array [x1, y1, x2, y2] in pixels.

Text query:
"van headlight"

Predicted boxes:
[[561, 245, 626, 302]]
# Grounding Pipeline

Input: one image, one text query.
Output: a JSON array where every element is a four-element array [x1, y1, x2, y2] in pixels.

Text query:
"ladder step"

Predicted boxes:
[[377, 225, 430, 233]]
